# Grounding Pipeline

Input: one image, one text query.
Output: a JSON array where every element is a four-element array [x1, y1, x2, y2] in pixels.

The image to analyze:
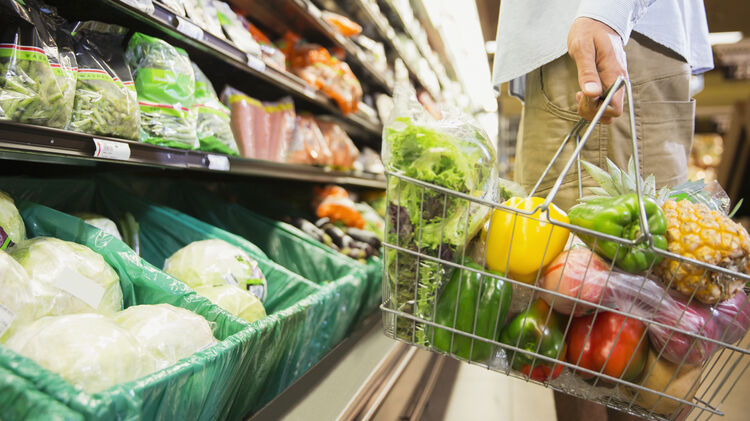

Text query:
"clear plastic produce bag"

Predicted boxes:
[[192, 63, 238, 155], [0, 0, 77, 128], [67, 21, 140, 140], [287, 114, 332, 166], [125, 32, 198, 149], [382, 78, 498, 343], [318, 120, 359, 169]]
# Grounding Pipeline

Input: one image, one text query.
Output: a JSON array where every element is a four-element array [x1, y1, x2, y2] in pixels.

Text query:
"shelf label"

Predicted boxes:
[[207, 154, 230, 171], [0, 303, 15, 338], [246, 54, 266, 73], [176, 16, 203, 40], [93, 138, 131, 161], [57, 266, 106, 310]]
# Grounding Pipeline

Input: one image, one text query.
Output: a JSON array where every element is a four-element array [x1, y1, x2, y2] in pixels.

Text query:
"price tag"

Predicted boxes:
[[56, 267, 106, 310], [207, 154, 230, 171], [93, 138, 131, 161], [246, 54, 266, 73], [0, 303, 15, 338], [176, 16, 203, 40]]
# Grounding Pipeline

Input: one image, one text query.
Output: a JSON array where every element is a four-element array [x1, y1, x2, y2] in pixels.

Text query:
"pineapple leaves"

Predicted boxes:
[[582, 160, 619, 196]]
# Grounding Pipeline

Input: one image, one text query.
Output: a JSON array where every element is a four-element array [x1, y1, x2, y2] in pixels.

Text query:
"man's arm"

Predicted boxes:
[[568, 0, 656, 123]]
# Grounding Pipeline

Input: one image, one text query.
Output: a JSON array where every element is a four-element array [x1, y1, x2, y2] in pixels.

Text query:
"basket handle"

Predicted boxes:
[[538, 76, 655, 246]]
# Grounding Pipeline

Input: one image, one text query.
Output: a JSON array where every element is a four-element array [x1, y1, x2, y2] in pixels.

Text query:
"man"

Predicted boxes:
[[493, 1, 714, 419], [493, 0, 713, 211]]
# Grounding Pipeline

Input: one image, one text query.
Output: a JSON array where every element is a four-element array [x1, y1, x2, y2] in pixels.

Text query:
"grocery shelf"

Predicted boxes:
[[351, 0, 441, 100], [57, 0, 382, 138], [0, 121, 387, 189], [228, 0, 393, 95]]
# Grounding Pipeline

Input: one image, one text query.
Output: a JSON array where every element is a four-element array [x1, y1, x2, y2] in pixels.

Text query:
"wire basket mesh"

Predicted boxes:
[[380, 77, 750, 420]]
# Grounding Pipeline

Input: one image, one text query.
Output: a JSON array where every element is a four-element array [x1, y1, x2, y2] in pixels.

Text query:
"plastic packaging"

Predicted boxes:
[[244, 21, 285, 70], [9, 236, 124, 316], [314, 186, 365, 229], [284, 32, 362, 114], [163, 238, 267, 301], [317, 120, 359, 169], [73, 212, 123, 240], [213, 1, 261, 57], [194, 284, 266, 323], [264, 97, 295, 162], [321, 11, 362, 37], [0, 250, 55, 343], [668, 179, 732, 215], [0, 0, 77, 128], [67, 22, 140, 140], [6, 313, 156, 394], [0, 190, 26, 246], [125, 32, 198, 149], [114, 303, 217, 370], [223, 86, 263, 158], [183, 0, 225, 40], [192, 63, 238, 155], [159, 0, 185, 16], [120, 0, 154, 14], [356, 147, 385, 174], [383, 78, 498, 343], [539, 245, 612, 316], [287, 114, 332, 165]]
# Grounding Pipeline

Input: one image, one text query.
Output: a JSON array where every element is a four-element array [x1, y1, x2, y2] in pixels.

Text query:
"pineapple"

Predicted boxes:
[[582, 158, 750, 304]]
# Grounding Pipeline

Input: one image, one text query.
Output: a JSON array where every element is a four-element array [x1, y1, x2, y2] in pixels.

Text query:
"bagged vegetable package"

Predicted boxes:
[[287, 114, 332, 165], [213, 1, 260, 57], [0, 0, 76, 128], [382, 80, 498, 344], [125, 32, 198, 149], [317, 120, 359, 169], [192, 63, 238, 155], [183, 0, 225, 40], [67, 21, 139, 140]]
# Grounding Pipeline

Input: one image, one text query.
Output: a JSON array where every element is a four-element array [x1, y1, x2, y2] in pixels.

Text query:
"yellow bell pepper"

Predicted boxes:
[[486, 197, 570, 282]]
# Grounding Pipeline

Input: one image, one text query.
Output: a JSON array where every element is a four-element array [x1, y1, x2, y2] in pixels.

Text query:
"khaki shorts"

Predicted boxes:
[[515, 33, 695, 211]]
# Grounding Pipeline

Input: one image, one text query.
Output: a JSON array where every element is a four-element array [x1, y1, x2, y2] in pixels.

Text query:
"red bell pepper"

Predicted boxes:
[[566, 312, 648, 382]]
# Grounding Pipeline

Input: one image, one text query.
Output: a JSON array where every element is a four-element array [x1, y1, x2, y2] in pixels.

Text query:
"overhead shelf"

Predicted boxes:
[[0, 121, 387, 189], [65, 0, 383, 137], [351, 0, 441, 100]]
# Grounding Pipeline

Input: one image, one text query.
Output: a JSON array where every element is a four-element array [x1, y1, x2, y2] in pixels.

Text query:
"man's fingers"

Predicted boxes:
[[576, 91, 623, 123], [569, 39, 602, 98]]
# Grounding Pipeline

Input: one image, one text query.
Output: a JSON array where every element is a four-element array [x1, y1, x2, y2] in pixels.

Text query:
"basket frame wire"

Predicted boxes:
[[381, 76, 750, 420]]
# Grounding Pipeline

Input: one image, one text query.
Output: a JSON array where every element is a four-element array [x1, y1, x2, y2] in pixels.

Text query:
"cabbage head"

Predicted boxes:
[[9, 237, 123, 316], [0, 190, 26, 245], [163, 239, 266, 300], [6, 313, 156, 394], [74, 213, 123, 241], [195, 284, 266, 323], [0, 250, 57, 343], [114, 304, 217, 369]]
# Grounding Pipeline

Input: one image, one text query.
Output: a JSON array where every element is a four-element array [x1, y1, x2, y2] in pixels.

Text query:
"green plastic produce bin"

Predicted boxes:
[[0, 178, 370, 418]]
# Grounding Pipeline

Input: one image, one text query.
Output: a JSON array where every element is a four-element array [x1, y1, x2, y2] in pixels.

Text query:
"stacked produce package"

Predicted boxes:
[[381, 80, 750, 418]]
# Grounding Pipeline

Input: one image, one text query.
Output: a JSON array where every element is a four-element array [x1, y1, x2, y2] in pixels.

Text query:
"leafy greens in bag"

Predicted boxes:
[[68, 21, 139, 140], [192, 62, 238, 155], [125, 32, 197, 149], [0, 0, 76, 128], [382, 80, 498, 344]]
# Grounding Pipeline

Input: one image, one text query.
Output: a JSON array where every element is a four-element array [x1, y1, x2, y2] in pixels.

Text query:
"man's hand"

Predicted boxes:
[[567, 17, 628, 124]]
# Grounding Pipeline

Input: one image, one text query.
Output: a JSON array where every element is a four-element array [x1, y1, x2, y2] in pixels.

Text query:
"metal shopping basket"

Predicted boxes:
[[380, 76, 750, 420]]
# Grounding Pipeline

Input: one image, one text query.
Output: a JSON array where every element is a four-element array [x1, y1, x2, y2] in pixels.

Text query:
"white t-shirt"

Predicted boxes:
[[492, 0, 714, 90]]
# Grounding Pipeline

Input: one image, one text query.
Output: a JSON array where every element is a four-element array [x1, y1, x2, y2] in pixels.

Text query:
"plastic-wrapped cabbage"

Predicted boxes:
[[114, 304, 217, 369], [6, 313, 156, 393], [195, 284, 266, 323], [74, 213, 123, 241], [9, 237, 123, 316], [0, 250, 55, 342], [382, 79, 498, 343], [0, 190, 26, 247], [163, 239, 267, 301]]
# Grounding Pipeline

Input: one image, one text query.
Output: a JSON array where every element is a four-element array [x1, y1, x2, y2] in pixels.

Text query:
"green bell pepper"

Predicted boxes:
[[568, 193, 667, 273], [430, 261, 512, 362], [500, 299, 566, 381]]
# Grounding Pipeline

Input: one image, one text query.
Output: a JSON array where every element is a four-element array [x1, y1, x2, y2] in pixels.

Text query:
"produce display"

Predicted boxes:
[[0, 190, 26, 246], [0, 250, 55, 342], [194, 284, 266, 323], [74, 212, 124, 240], [192, 62, 238, 156]]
